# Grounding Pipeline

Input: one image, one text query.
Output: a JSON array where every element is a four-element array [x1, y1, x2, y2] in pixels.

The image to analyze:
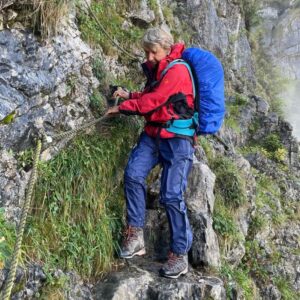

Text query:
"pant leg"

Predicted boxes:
[[159, 138, 194, 255], [124, 132, 159, 227]]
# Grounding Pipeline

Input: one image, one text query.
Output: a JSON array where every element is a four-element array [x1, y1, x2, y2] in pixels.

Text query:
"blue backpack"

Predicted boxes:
[[160, 47, 225, 136]]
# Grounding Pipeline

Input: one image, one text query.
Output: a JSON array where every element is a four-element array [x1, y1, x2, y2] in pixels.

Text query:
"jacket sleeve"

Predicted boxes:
[[129, 91, 143, 99], [119, 65, 188, 115]]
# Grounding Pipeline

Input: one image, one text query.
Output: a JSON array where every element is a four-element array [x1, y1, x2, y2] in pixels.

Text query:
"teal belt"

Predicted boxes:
[[166, 113, 198, 137]]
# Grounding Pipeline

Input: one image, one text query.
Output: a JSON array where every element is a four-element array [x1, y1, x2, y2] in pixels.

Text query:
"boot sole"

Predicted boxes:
[[160, 266, 188, 279], [120, 247, 146, 259]]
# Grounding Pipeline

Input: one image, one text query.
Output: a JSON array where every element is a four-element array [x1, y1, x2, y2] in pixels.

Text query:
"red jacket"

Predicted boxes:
[[119, 43, 194, 139]]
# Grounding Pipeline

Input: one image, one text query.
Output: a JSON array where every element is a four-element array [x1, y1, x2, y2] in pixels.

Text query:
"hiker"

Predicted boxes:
[[105, 27, 195, 279]]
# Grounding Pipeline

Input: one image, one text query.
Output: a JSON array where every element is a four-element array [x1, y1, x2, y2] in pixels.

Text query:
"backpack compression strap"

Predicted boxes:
[[161, 59, 198, 137], [160, 59, 196, 99], [146, 59, 198, 137]]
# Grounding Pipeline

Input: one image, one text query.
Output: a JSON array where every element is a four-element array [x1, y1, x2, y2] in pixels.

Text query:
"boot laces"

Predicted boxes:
[[167, 251, 180, 267], [123, 226, 138, 245]]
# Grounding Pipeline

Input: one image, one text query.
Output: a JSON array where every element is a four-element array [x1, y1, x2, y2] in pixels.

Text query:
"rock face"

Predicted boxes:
[[173, 0, 255, 92], [147, 157, 221, 269], [1, 0, 300, 299], [0, 16, 98, 223], [259, 1, 300, 139], [0, 265, 93, 300], [93, 260, 226, 300], [260, 1, 300, 79]]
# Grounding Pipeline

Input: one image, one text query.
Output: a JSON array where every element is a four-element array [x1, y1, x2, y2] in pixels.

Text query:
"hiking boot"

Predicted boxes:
[[119, 226, 145, 259], [159, 252, 188, 279]]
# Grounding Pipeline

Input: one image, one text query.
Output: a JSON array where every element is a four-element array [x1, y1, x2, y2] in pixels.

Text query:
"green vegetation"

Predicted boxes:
[[253, 173, 283, 229], [243, 240, 270, 284], [23, 119, 140, 279], [275, 277, 300, 300], [211, 156, 247, 208], [213, 195, 242, 255], [211, 154, 247, 258], [241, 133, 288, 164], [0, 110, 17, 125], [89, 89, 107, 117], [225, 93, 248, 133], [220, 262, 258, 300], [9, 0, 71, 37], [262, 133, 288, 163], [37, 270, 69, 299], [0, 208, 16, 269], [240, 0, 262, 31], [213, 196, 238, 239], [240, 170, 300, 296], [78, 0, 144, 59], [198, 136, 214, 163]]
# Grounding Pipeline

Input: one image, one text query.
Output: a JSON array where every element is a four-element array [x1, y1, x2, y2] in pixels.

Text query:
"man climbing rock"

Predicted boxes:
[[105, 27, 195, 279]]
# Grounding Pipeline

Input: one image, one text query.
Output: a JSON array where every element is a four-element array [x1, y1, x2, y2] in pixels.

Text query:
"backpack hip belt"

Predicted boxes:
[[146, 112, 199, 137]]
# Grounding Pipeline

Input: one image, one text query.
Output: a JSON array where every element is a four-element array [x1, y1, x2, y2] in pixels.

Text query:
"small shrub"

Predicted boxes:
[[220, 262, 258, 300], [224, 93, 249, 132], [263, 134, 282, 153], [243, 240, 270, 283], [211, 156, 247, 208], [213, 212, 237, 237], [213, 203, 237, 238], [240, 0, 262, 31], [89, 90, 106, 117], [260, 133, 288, 163], [234, 93, 249, 106], [248, 213, 266, 237], [274, 148, 288, 163]]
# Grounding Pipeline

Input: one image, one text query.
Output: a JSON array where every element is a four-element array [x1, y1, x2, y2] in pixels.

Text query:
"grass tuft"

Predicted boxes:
[[24, 118, 140, 279], [0, 208, 16, 269], [211, 156, 247, 208], [11, 0, 72, 37]]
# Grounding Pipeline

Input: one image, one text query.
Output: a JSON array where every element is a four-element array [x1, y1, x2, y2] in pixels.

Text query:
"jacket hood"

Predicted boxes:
[[166, 43, 185, 62], [142, 43, 186, 83], [157, 43, 185, 79]]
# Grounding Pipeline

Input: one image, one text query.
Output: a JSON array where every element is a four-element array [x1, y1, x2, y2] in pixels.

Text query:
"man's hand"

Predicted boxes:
[[113, 87, 130, 100], [105, 106, 120, 116]]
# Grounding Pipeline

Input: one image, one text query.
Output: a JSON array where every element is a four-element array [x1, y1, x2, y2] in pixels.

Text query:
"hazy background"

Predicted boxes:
[[283, 80, 300, 139], [260, 1, 300, 140]]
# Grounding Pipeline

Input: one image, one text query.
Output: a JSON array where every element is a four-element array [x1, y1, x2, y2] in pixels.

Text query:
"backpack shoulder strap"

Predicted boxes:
[[160, 59, 196, 98]]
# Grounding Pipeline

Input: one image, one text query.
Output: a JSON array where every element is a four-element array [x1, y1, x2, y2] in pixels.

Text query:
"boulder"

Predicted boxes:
[[93, 260, 226, 300]]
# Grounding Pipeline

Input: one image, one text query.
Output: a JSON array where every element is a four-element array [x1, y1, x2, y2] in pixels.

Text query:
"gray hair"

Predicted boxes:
[[142, 27, 174, 50]]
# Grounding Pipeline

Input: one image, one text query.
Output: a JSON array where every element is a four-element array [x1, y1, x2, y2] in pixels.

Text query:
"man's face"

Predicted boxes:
[[144, 45, 169, 66]]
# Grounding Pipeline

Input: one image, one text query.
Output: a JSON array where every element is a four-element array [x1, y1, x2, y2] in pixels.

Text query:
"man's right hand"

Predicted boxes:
[[113, 87, 130, 100], [105, 106, 120, 116]]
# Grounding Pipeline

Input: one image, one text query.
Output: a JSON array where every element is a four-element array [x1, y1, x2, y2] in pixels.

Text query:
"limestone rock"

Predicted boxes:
[[190, 212, 221, 268], [174, 0, 255, 92], [0, 16, 99, 222], [93, 261, 226, 300], [185, 160, 216, 214], [0, 265, 93, 300], [147, 158, 221, 268]]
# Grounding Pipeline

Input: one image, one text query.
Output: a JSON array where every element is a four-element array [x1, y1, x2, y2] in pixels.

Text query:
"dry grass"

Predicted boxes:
[[31, 0, 70, 37], [8, 0, 71, 37]]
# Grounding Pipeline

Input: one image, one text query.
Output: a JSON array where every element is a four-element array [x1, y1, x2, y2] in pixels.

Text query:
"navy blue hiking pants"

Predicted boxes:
[[124, 132, 194, 255]]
